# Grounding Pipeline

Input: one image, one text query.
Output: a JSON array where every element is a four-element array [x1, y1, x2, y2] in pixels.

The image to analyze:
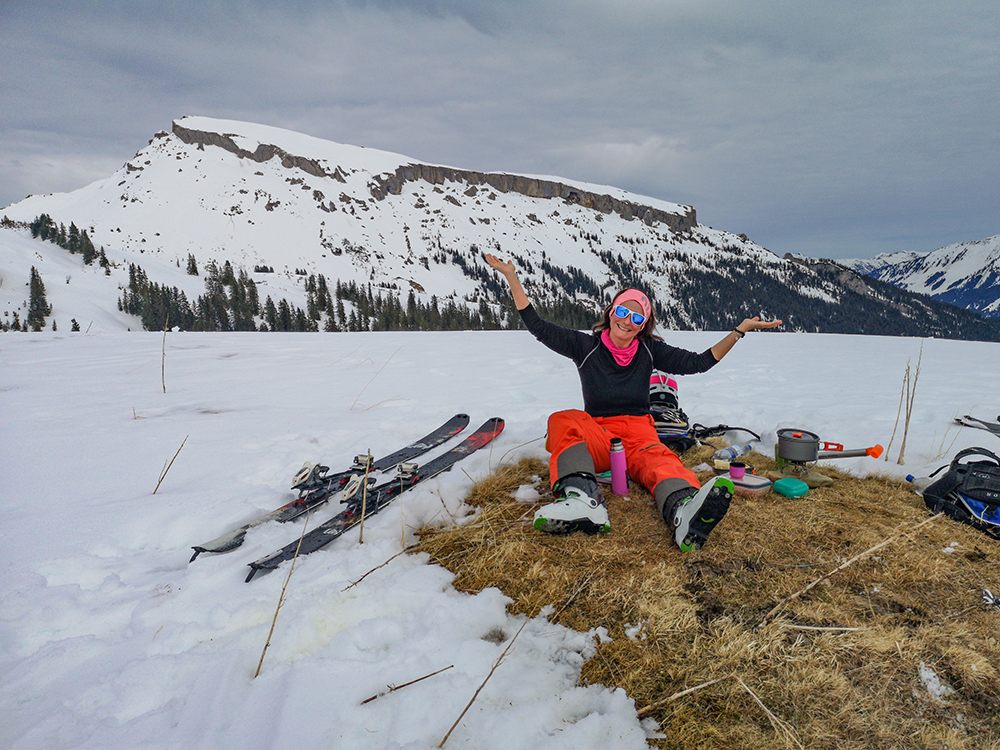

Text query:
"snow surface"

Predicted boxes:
[[2, 323, 999, 750], [918, 663, 956, 703]]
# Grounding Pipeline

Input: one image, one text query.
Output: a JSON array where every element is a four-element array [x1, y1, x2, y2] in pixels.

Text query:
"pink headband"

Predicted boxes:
[[612, 289, 651, 320]]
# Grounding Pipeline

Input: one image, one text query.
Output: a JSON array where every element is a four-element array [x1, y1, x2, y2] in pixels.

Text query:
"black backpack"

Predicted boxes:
[[922, 447, 1000, 540]]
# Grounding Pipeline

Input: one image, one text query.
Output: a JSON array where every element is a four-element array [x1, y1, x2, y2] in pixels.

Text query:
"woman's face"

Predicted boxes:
[[608, 300, 644, 347]]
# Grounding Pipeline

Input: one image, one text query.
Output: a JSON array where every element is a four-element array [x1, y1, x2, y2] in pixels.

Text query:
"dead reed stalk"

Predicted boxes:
[[884, 368, 907, 461], [153, 435, 188, 494], [361, 665, 454, 705], [357, 450, 372, 544], [342, 543, 420, 592], [254, 511, 311, 678], [896, 341, 924, 465], [736, 677, 805, 750], [637, 673, 734, 718], [351, 346, 402, 410], [161, 316, 168, 394]]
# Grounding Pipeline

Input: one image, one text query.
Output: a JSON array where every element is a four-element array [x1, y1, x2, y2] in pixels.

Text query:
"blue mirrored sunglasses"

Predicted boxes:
[[612, 304, 646, 326]]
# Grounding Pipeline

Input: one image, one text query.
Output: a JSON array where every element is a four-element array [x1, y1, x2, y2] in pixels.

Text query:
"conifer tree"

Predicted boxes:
[[263, 297, 278, 331], [81, 231, 97, 265], [294, 308, 308, 331], [277, 299, 292, 331], [406, 289, 417, 329], [67, 223, 81, 254], [27, 266, 52, 331], [29, 214, 53, 239], [306, 274, 321, 321]]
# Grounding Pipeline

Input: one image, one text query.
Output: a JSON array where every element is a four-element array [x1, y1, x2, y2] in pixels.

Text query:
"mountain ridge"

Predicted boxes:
[[171, 119, 698, 233], [846, 235, 1000, 320], [3, 116, 999, 341]]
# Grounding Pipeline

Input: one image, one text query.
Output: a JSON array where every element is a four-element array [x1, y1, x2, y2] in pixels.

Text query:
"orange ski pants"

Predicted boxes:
[[545, 409, 699, 493]]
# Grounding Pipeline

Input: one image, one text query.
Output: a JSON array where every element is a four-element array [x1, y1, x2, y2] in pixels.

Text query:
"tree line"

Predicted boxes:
[[27, 214, 111, 272], [1, 214, 111, 332], [12, 213, 998, 341], [115, 262, 532, 333]]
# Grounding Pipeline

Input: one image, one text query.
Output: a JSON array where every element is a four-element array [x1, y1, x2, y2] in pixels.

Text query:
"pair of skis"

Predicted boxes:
[[955, 414, 1000, 439], [189, 414, 504, 581], [189, 413, 471, 562]]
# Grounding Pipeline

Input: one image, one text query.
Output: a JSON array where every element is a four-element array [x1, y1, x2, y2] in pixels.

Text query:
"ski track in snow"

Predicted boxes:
[[2, 330, 999, 749]]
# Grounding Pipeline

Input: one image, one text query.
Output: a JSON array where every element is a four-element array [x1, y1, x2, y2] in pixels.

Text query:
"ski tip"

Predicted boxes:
[[245, 563, 276, 582], [189, 548, 202, 563]]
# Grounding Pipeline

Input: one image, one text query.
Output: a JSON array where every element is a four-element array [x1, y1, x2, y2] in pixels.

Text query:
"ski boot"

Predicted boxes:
[[534, 473, 610, 535], [662, 476, 734, 552]]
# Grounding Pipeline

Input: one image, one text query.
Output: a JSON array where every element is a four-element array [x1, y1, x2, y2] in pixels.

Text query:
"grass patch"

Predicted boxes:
[[417, 442, 1000, 749]]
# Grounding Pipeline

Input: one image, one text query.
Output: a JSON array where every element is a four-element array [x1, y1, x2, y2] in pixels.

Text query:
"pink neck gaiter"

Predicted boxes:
[[601, 329, 639, 366]]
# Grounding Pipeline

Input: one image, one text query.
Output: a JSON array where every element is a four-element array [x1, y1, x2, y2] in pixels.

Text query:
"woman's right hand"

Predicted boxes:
[[483, 253, 531, 310]]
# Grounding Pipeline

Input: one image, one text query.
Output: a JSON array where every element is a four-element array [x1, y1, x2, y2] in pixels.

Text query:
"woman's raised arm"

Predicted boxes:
[[484, 253, 531, 311]]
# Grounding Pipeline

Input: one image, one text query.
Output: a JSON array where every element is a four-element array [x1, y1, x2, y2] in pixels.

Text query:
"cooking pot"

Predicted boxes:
[[776, 428, 883, 463], [776, 429, 842, 463]]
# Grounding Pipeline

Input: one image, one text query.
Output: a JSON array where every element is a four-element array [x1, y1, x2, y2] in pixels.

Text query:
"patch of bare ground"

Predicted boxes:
[[417, 443, 1000, 749]]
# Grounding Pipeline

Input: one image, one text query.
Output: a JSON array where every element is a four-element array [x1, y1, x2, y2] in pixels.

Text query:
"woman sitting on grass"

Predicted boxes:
[[484, 252, 781, 551]]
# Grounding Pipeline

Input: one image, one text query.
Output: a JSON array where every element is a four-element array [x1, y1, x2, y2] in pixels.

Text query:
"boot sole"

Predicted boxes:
[[675, 479, 734, 552], [533, 517, 611, 535]]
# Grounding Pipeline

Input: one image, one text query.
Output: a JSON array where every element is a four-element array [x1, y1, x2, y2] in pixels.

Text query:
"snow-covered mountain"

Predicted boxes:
[[3, 116, 1000, 340], [847, 235, 1000, 320]]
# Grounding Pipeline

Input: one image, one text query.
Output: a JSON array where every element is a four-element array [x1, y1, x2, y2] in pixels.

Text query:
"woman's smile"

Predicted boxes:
[[609, 301, 643, 347]]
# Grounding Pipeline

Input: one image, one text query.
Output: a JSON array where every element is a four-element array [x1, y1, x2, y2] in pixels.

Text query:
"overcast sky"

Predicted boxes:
[[2, 1, 998, 259]]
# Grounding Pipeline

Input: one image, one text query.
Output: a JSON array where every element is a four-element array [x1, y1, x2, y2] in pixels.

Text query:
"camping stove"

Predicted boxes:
[[774, 428, 883, 472]]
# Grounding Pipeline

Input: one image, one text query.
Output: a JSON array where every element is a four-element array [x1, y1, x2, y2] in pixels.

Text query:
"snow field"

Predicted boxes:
[[1, 328, 998, 749]]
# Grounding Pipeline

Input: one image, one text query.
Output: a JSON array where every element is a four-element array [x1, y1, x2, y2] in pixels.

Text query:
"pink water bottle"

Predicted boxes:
[[610, 438, 628, 496]]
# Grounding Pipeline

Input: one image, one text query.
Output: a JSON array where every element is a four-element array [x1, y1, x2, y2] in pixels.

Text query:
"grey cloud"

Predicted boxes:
[[1, 0, 998, 259]]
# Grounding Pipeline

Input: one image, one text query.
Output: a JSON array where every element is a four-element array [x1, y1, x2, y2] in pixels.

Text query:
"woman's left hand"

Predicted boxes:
[[738, 316, 783, 333]]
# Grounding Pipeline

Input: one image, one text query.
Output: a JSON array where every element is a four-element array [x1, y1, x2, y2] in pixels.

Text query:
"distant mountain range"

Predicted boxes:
[[846, 235, 1000, 320], [2, 116, 999, 341]]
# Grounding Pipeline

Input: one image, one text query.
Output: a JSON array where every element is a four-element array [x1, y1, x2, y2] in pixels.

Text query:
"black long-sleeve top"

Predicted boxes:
[[518, 304, 719, 417]]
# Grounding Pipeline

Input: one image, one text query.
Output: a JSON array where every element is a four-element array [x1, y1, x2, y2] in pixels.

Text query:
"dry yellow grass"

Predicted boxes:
[[416, 443, 1000, 749]]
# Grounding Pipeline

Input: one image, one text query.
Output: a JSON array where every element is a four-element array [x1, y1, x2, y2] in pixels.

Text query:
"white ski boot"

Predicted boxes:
[[534, 475, 610, 535]]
